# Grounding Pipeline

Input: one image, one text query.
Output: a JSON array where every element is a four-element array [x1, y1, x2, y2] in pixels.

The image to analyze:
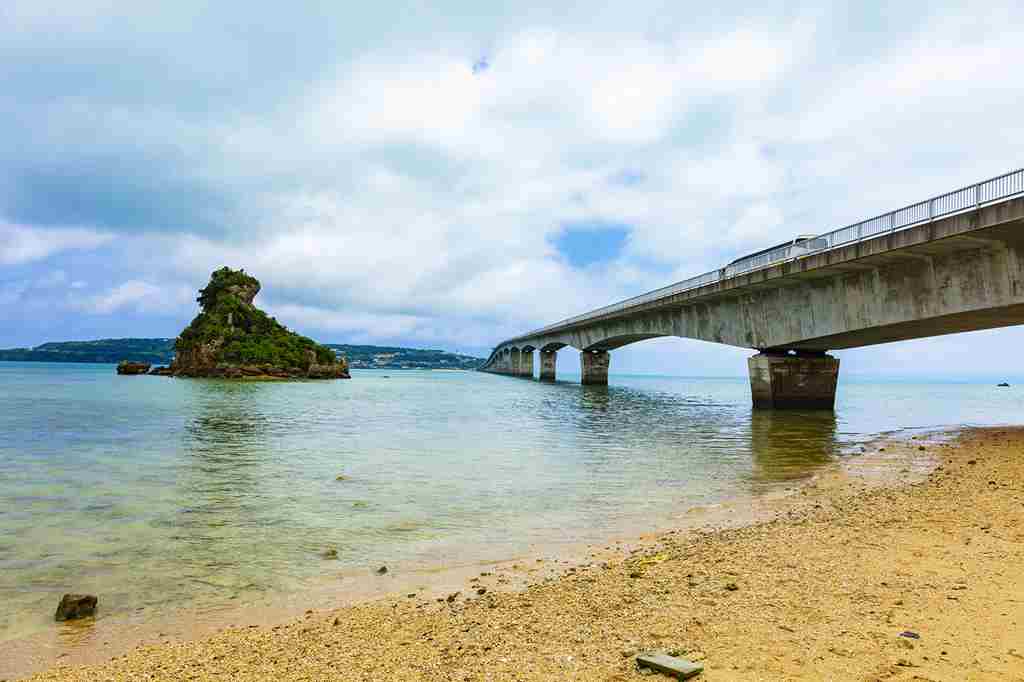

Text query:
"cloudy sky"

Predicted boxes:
[[2, 1, 1022, 377]]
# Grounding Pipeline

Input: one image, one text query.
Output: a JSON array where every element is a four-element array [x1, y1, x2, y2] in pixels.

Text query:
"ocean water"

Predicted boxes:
[[1, 362, 1022, 645]]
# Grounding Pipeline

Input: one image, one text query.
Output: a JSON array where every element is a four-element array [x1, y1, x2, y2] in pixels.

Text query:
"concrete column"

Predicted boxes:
[[748, 352, 839, 409], [510, 349, 521, 376], [580, 349, 610, 386], [539, 350, 557, 381], [519, 350, 534, 378]]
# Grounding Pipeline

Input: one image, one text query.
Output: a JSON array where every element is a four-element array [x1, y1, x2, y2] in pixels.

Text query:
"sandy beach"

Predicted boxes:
[[20, 426, 1024, 681]]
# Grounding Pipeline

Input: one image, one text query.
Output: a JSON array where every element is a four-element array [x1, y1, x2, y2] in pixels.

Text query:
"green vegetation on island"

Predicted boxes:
[[169, 267, 348, 378]]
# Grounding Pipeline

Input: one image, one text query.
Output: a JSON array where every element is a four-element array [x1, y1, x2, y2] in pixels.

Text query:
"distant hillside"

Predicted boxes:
[[0, 338, 175, 365], [0, 338, 483, 370], [325, 344, 483, 370]]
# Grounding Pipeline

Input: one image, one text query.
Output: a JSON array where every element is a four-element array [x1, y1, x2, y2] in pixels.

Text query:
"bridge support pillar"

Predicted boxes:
[[519, 350, 534, 378], [539, 350, 556, 382], [748, 352, 839, 410], [580, 350, 610, 386]]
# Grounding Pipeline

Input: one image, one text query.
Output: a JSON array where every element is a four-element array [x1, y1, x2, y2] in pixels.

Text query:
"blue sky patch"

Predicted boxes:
[[553, 222, 629, 268]]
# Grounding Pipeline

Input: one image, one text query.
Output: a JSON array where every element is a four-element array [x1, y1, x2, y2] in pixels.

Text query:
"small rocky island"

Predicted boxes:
[[116, 360, 151, 375], [165, 267, 350, 379]]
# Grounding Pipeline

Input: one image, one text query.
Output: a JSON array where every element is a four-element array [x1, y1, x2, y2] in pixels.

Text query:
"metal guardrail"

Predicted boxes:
[[495, 167, 1024, 350]]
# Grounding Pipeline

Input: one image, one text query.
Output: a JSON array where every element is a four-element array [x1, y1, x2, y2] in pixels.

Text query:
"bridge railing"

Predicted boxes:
[[502, 167, 1024, 345]]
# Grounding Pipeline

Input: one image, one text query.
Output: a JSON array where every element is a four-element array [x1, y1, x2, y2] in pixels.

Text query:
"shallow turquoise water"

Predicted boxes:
[[1, 362, 1021, 640]]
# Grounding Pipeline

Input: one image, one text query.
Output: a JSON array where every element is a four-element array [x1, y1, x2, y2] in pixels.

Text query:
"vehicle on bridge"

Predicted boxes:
[[727, 235, 825, 266], [724, 234, 829, 277]]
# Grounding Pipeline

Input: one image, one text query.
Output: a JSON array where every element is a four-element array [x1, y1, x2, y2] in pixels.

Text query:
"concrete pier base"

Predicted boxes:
[[748, 352, 839, 409], [581, 350, 610, 386], [539, 350, 556, 381], [519, 350, 534, 378]]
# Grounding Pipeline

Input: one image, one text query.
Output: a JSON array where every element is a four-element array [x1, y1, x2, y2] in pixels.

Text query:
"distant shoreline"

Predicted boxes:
[[0, 338, 484, 371]]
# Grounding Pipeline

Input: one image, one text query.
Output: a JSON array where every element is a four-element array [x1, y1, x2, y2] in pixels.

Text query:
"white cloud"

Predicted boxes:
[[265, 303, 428, 340], [0, 270, 83, 309], [79, 280, 193, 315], [0, 223, 112, 265], [148, 6, 1024, 352]]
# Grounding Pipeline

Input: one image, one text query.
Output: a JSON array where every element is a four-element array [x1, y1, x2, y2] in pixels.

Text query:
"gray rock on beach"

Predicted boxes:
[[636, 652, 704, 679], [55, 593, 98, 621]]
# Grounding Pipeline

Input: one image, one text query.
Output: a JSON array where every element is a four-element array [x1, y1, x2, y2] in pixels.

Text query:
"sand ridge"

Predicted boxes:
[[22, 427, 1024, 681]]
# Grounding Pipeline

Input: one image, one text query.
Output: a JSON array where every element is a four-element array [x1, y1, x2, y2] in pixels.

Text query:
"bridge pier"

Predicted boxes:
[[581, 350, 610, 386], [748, 352, 839, 410], [539, 350, 556, 382], [519, 350, 534, 378]]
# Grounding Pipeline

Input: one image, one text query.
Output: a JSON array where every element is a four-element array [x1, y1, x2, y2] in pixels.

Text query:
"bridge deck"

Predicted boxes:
[[484, 168, 1024, 367]]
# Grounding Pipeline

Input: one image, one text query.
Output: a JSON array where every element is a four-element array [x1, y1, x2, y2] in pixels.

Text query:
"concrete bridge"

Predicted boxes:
[[481, 169, 1024, 408]]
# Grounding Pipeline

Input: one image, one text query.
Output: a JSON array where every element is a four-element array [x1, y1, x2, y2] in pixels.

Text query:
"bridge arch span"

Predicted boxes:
[[581, 333, 666, 352]]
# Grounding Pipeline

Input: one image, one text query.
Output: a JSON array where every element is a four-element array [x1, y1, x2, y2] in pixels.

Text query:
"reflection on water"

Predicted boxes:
[[2, 362, 1023, 648], [747, 410, 837, 484], [174, 382, 287, 600]]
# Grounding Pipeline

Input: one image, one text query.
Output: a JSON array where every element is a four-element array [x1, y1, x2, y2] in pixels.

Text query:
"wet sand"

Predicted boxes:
[[20, 426, 1024, 680]]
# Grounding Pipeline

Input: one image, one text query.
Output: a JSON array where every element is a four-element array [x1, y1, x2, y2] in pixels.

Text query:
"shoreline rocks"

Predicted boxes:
[[116, 361, 151, 375]]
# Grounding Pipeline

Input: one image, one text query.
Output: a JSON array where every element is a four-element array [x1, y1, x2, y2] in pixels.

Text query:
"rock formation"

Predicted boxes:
[[55, 593, 97, 621], [116, 361, 151, 375], [169, 267, 350, 379]]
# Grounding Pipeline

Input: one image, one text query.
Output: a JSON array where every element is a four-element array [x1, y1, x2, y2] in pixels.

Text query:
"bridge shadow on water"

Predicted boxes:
[[534, 379, 840, 491]]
